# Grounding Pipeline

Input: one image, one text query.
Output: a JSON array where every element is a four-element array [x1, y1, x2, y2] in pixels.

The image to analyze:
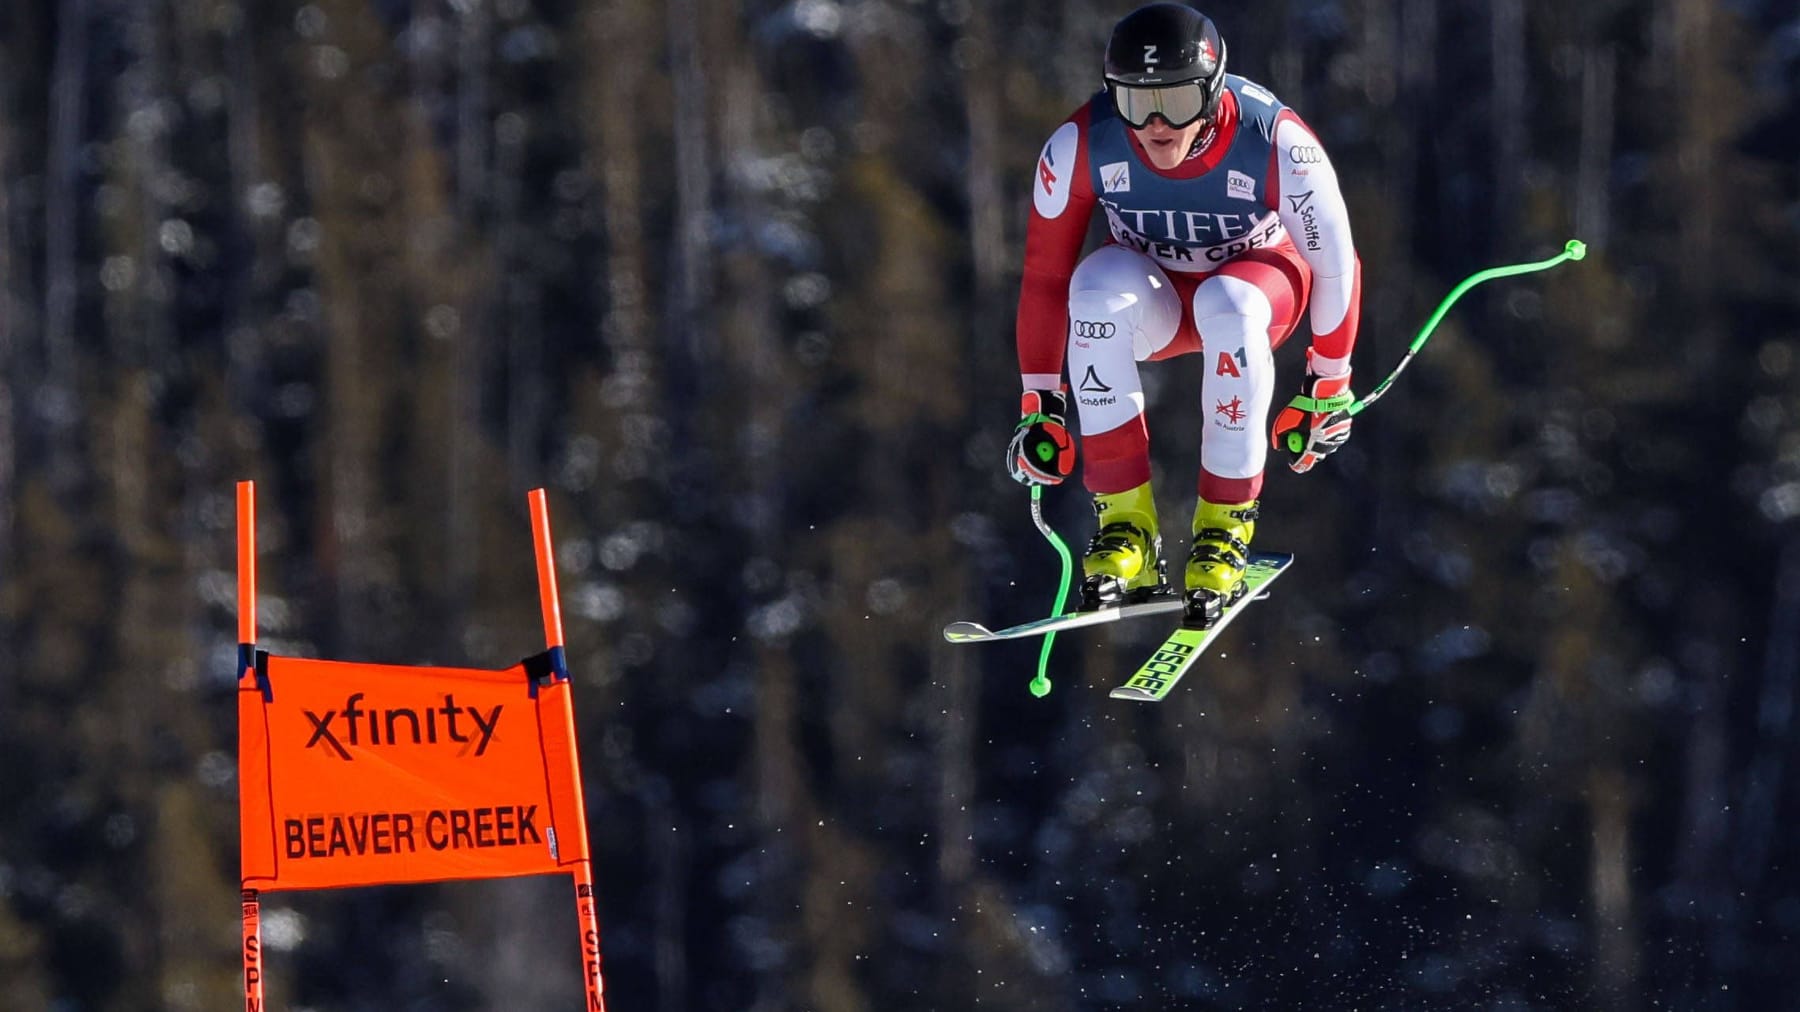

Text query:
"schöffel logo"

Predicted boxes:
[[303, 692, 503, 760], [1073, 320, 1116, 339], [1078, 366, 1116, 407], [1288, 145, 1324, 165], [1287, 191, 1322, 252]]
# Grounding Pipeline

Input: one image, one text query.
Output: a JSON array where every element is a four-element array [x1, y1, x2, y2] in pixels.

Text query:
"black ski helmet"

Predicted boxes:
[[1103, 4, 1228, 126]]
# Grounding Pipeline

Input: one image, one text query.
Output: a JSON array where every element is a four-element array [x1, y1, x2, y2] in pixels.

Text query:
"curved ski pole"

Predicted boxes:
[[1027, 484, 1074, 698], [1346, 239, 1587, 419]]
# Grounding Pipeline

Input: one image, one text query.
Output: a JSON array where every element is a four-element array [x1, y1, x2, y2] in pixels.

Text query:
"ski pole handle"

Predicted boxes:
[[1349, 239, 1586, 417]]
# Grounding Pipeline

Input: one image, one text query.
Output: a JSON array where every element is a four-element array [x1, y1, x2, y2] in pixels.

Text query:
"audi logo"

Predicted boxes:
[[1288, 145, 1324, 164], [1073, 320, 1116, 339]]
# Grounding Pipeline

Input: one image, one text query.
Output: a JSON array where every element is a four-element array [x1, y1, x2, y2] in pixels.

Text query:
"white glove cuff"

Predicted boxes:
[[1309, 352, 1352, 379]]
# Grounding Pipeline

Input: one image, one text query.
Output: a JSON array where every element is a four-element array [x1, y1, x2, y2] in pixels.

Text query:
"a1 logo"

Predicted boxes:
[[1216, 348, 1247, 378]]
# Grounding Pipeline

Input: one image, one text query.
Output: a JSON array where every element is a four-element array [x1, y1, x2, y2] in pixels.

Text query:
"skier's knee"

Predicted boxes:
[[1068, 288, 1130, 325], [1192, 274, 1273, 330], [1068, 245, 1157, 299]]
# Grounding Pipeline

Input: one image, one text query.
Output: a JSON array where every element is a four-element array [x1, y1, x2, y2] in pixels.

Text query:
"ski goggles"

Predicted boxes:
[[1109, 80, 1213, 129]]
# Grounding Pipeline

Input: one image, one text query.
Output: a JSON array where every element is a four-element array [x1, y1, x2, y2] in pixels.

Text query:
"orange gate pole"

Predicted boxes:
[[237, 481, 265, 1011], [529, 489, 607, 1011]]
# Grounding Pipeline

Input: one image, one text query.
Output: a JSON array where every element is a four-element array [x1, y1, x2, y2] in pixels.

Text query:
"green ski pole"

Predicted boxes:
[[1351, 239, 1585, 418], [1026, 484, 1073, 698], [1281, 239, 1587, 460]]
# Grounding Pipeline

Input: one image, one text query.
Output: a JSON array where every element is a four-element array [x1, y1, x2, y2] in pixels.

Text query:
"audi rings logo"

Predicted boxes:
[[1073, 320, 1116, 339], [1288, 145, 1324, 164]]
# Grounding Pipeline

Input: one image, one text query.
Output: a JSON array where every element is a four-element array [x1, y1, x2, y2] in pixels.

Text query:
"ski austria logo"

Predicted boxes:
[[1226, 170, 1256, 202], [1100, 161, 1131, 194], [1034, 122, 1080, 219]]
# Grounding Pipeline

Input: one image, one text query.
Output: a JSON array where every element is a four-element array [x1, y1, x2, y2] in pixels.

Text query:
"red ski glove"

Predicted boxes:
[[1007, 389, 1075, 486], [1270, 354, 1354, 473]]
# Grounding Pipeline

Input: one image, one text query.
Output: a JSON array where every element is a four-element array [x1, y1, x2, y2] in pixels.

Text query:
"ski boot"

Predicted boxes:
[[1184, 498, 1259, 627], [1079, 481, 1173, 610]]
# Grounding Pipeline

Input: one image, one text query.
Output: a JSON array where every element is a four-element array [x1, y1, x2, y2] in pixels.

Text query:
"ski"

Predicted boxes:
[[943, 596, 1183, 644], [1109, 552, 1293, 702]]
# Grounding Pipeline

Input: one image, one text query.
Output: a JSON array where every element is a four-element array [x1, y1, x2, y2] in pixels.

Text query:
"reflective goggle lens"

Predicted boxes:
[[1111, 81, 1210, 129]]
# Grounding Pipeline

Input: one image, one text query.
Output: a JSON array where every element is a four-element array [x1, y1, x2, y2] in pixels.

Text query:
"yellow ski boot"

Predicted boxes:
[[1080, 481, 1172, 610], [1185, 498, 1259, 626]]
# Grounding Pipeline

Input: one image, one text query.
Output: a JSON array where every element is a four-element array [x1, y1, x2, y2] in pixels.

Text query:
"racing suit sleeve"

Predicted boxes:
[[1016, 107, 1097, 390], [1268, 112, 1360, 376]]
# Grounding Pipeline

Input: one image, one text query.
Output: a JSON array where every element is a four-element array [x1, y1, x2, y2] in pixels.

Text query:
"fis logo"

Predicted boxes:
[[1100, 161, 1131, 194], [303, 692, 503, 760]]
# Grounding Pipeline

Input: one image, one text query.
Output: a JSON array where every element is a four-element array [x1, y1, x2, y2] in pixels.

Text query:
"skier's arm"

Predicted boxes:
[[1268, 112, 1360, 472], [1016, 110, 1097, 390], [1269, 113, 1360, 376]]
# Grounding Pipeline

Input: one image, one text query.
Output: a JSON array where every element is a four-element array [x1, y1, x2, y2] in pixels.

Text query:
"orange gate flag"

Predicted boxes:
[[239, 653, 591, 891], [236, 484, 605, 1011]]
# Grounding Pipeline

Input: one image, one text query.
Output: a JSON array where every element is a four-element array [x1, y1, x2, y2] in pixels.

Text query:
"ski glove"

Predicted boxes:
[[1270, 355, 1354, 473], [1008, 389, 1076, 486]]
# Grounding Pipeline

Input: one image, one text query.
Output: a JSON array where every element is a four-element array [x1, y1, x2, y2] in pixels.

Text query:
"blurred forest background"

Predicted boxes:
[[2, 0, 1798, 1009]]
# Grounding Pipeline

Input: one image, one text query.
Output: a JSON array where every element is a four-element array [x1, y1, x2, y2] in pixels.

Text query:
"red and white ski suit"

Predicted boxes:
[[1017, 76, 1361, 502]]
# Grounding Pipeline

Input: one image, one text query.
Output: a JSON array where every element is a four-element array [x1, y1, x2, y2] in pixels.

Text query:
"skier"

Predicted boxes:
[[1006, 2, 1361, 624]]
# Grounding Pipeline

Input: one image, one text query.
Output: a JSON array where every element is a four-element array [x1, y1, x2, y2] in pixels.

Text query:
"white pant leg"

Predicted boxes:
[[1192, 274, 1276, 485], [1065, 246, 1182, 437]]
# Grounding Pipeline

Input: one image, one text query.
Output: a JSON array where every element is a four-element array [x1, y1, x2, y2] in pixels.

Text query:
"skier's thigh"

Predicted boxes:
[[1067, 245, 1182, 361]]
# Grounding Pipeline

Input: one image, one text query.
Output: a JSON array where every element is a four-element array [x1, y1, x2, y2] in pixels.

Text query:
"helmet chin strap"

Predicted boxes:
[[1184, 121, 1218, 161]]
